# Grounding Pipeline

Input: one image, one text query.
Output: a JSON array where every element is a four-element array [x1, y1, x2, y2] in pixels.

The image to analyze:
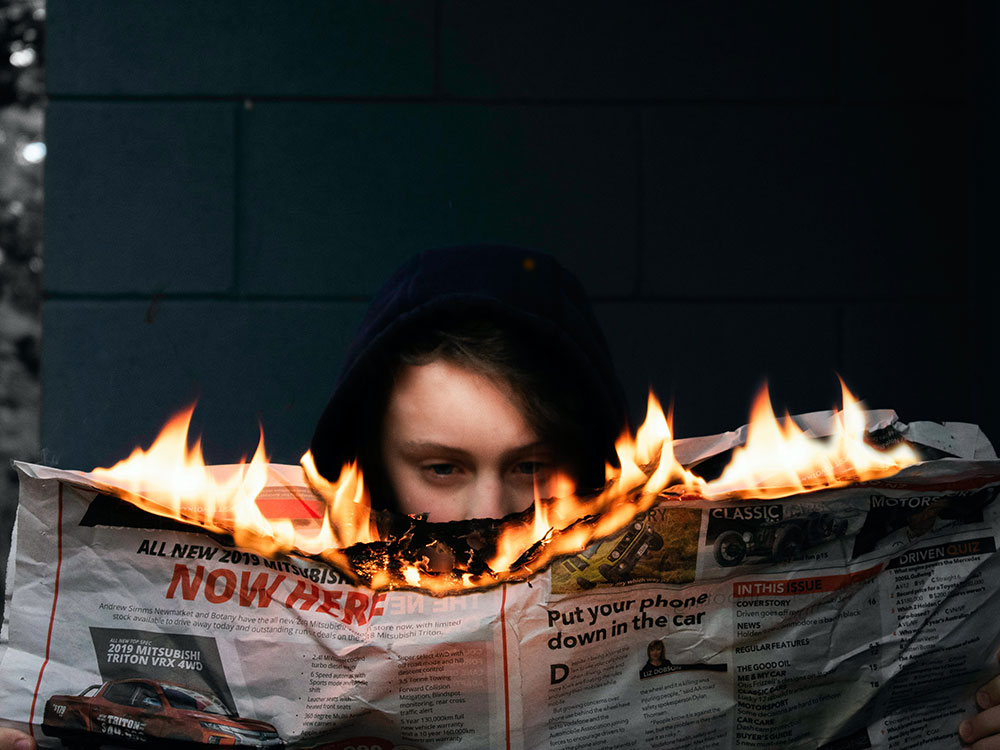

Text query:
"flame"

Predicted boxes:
[[92, 406, 266, 531], [301, 452, 374, 549], [701, 380, 918, 499], [90, 407, 350, 562], [482, 391, 704, 576], [87, 382, 918, 594]]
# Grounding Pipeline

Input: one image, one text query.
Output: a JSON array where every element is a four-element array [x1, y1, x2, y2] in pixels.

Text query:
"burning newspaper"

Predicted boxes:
[[1, 410, 999, 749]]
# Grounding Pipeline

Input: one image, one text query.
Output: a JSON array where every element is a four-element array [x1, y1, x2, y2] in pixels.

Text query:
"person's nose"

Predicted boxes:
[[466, 474, 518, 519]]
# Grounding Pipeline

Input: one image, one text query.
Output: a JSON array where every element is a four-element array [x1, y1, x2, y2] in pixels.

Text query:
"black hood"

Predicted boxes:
[[309, 245, 628, 508]]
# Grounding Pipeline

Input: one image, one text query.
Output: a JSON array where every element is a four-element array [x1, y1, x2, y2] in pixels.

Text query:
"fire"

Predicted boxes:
[[91, 407, 343, 563], [701, 380, 918, 499], [87, 383, 918, 593], [92, 406, 270, 540]]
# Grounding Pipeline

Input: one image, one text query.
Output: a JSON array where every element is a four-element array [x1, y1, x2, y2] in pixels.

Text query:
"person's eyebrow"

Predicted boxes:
[[502, 441, 552, 460], [398, 441, 474, 460], [397, 440, 551, 462]]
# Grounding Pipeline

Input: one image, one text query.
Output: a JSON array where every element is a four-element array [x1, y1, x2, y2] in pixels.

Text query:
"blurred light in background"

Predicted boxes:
[[20, 139, 43, 162], [9, 45, 33, 67]]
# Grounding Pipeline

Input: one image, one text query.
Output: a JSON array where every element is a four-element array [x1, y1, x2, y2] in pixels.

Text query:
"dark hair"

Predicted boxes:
[[358, 312, 597, 513]]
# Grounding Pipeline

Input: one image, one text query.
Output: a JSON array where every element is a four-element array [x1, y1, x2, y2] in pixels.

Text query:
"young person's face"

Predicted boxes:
[[380, 359, 556, 522], [649, 642, 664, 664]]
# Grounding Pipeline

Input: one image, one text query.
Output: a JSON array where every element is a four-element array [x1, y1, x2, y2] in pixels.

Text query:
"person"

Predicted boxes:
[[308, 244, 627, 521], [0, 732, 29, 750], [640, 639, 668, 679], [0, 245, 997, 749]]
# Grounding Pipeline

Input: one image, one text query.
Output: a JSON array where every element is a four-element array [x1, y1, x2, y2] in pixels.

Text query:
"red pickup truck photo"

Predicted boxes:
[[42, 678, 284, 748]]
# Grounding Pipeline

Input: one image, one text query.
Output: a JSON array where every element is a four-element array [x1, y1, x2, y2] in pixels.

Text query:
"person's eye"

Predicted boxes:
[[424, 463, 459, 477], [512, 461, 549, 476]]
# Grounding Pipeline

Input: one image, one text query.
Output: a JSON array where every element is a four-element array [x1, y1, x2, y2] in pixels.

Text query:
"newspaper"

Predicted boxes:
[[1, 414, 999, 749]]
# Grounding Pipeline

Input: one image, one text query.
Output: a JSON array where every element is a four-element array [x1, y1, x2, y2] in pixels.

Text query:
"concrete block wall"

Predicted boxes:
[[42, 0, 990, 470]]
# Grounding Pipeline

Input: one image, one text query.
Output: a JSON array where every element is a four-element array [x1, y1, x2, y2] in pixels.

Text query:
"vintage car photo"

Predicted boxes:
[[713, 511, 849, 567], [42, 677, 283, 748]]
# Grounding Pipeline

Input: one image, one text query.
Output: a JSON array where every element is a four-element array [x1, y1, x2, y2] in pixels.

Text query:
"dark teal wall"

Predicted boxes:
[[42, 1, 993, 469]]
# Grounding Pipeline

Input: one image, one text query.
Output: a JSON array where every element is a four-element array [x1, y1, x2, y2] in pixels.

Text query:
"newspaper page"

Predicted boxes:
[[521, 462, 1000, 750], [1, 416, 999, 749], [1, 463, 522, 749]]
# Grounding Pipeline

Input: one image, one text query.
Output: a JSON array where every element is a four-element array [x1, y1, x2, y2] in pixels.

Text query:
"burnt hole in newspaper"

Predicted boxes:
[[79, 493, 238, 548]]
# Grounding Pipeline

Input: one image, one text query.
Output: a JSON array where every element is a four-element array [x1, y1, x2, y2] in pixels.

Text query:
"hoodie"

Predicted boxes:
[[309, 245, 628, 510]]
